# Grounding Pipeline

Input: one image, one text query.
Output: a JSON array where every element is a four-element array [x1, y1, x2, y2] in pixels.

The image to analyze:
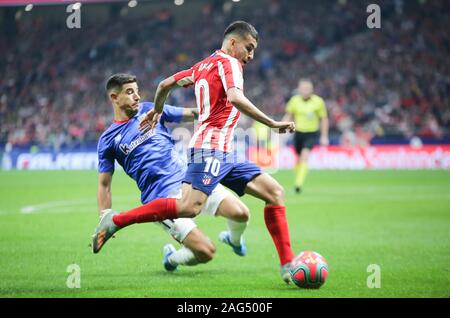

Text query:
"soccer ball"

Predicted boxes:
[[289, 251, 328, 289]]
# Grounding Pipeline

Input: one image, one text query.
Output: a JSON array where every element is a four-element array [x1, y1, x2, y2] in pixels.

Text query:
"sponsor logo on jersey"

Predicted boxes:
[[119, 130, 154, 155]]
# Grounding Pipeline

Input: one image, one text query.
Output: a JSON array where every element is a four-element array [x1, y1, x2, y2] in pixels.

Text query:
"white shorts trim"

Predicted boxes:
[[157, 218, 196, 244], [201, 183, 230, 217]]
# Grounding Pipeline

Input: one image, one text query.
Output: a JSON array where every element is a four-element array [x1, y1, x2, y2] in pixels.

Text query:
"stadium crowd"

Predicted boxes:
[[0, 0, 449, 149]]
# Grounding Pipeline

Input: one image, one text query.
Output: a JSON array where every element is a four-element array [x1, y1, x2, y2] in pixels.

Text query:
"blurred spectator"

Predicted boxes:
[[0, 0, 448, 149]]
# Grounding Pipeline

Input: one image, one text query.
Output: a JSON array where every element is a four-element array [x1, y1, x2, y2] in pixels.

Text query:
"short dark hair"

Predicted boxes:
[[106, 73, 137, 93], [223, 21, 258, 42]]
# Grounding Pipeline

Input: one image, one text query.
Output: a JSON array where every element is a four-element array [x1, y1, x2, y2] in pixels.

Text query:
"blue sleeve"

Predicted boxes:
[[97, 138, 115, 174], [161, 105, 184, 124], [139, 102, 154, 114]]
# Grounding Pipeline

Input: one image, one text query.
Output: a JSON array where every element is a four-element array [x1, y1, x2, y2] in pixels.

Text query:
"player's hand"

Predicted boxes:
[[320, 136, 329, 146], [271, 121, 295, 134], [139, 109, 162, 133]]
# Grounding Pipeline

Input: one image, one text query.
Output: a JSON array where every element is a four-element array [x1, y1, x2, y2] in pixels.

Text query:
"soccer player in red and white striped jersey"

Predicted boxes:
[[172, 49, 245, 152], [94, 21, 297, 283]]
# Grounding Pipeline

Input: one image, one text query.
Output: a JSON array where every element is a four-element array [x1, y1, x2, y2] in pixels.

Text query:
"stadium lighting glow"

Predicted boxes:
[[174, 0, 184, 6], [232, 0, 241, 2], [25, 4, 33, 12], [128, 0, 138, 8]]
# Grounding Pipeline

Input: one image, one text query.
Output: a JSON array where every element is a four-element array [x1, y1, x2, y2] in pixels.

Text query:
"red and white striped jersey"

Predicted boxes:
[[173, 50, 244, 153]]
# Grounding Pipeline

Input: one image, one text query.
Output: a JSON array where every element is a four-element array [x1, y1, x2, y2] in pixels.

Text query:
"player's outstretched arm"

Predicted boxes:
[[154, 75, 178, 113], [140, 76, 178, 132], [182, 108, 199, 122], [97, 172, 113, 218], [227, 87, 295, 133]]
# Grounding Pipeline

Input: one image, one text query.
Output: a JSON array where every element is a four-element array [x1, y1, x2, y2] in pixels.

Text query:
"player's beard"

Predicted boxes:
[[124, 104, 139, 118]]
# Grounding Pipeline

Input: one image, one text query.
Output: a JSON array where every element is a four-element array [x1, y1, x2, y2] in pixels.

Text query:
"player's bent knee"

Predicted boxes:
[[195, 244, 216, 263], [190, 202, 204, 217], [178, 209, 197, 218], [187, 209, 200, 218], [196, 252, 213, 263], [235, 205, 250, 222], [178, 201, 204, 218]]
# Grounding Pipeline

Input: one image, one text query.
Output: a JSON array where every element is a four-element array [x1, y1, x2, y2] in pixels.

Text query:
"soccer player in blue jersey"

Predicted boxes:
[[94, 73, 250, 270]]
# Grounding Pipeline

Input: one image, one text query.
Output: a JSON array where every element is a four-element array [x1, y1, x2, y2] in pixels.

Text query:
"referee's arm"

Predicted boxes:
[[319, 116, 329, 146]]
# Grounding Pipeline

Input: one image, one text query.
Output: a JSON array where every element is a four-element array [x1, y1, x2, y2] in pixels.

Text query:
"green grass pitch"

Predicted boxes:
[[0, 169, 449, 298]]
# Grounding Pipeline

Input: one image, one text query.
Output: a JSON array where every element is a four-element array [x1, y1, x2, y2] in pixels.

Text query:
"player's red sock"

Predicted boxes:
[[112, 198, 178, 228], [264, 205, 295, 266]]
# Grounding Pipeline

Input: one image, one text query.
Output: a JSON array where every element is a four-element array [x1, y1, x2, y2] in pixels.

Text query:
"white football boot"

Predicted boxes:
[[92, 210, 120, 253]]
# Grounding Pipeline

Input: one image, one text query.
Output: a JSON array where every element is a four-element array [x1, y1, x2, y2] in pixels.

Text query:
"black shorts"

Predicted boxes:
[[294, 131, 319, 154]]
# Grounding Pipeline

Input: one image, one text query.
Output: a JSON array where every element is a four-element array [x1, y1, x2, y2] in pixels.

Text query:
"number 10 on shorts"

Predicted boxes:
[[204, 157, 221, 176]]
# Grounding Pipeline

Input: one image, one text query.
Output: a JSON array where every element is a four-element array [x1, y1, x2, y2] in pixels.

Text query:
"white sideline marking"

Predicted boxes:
[[19, 196, 137, 215], [20, 199, 94, 214]]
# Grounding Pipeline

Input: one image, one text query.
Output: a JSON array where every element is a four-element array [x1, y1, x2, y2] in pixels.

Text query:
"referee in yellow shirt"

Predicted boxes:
[[284, 79, 329, 194]]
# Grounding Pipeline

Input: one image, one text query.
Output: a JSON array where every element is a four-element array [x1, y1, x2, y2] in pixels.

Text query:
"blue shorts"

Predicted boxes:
[[183, 148, 262, 196]]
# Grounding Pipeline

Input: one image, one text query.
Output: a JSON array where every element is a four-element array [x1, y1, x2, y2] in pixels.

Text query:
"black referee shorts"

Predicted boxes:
[[293, 131, 319, 154]]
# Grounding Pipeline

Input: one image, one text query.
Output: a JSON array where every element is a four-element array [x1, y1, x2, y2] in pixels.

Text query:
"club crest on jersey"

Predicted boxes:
[[202, 174, 212, 185]]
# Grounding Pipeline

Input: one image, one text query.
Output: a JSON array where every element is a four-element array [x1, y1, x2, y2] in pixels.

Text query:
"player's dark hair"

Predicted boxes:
[[224, 21, 258, 42], [106, 73, 137, 93]]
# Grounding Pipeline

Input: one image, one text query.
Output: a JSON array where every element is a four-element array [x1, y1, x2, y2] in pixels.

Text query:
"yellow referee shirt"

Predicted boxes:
[[285, 94, 327, 133]]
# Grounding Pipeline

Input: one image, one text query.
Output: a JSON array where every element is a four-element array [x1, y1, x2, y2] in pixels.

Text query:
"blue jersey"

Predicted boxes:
[[97, 102, 186, 204]]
